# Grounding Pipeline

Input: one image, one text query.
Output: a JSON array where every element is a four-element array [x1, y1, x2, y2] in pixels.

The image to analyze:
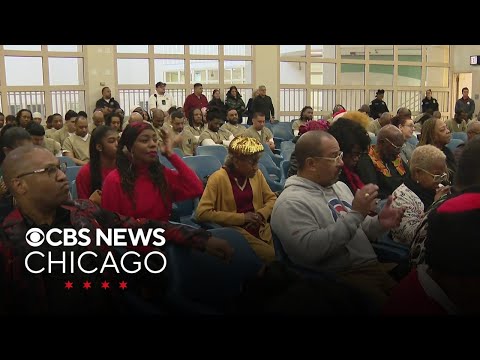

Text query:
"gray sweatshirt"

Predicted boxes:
[[271, 176, 385, 273]]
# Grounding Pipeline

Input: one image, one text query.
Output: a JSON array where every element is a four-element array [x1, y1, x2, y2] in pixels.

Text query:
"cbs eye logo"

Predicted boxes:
[[25, 228, 45, 247]]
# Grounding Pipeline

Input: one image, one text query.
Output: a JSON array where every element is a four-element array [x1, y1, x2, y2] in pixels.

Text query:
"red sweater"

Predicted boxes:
[[101, 154, 203, 221], [183, 93, 208, 119], [76, 163, 115, 199], [383, 269, 448, 315]]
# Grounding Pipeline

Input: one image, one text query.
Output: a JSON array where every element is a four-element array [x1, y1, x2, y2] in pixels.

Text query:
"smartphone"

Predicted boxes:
[[162, 100, 166, 105]]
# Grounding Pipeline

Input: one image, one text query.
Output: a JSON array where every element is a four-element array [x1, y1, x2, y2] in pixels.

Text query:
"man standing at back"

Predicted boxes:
[[95, 87, 121, 116], [271, 131, 405, 308], [148, 82, 176, 115], [455, 87, 475, 121], [252, 86, 275, 123], [183, 83, 208, 120]]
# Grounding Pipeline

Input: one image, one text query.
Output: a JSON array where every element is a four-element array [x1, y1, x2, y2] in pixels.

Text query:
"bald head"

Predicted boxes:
[[378, 124, 403, 142], [2, 145, 48, 184], [467, 121, 480, 141], [296, 131, 335, 170], [377, 125, 404, 161], [129, 112, 144, 124], [92, 111, 105, 126], [151, 109, 165, 128]]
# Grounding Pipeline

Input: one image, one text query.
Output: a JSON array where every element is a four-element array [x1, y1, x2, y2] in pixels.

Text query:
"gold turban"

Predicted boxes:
[[229, 136, 264, 156]]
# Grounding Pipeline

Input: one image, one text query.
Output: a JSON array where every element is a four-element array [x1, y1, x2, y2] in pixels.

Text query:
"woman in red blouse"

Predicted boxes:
[[101, 121, 204, 221], [76, 125, 118, 203]]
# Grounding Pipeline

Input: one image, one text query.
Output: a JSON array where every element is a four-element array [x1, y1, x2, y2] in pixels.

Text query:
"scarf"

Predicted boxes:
[[342, 166, 364, 194], [368, 145, 406, 177]]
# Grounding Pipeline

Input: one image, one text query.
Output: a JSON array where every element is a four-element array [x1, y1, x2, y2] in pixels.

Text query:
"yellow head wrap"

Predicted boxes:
[[229, 136, 264, 156]]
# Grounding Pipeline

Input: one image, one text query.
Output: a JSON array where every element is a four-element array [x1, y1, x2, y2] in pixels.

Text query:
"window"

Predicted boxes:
[[224, 61, 252, 84], [155, 59, 185, 84], [3, 45, 41, 51], [48, 45, 82, 52], [116, 45, 148, 54], [369, 45, 393, 61], [154, 45, 185, 54], [368, 65, 393, 86], [280, 45, 306, 57], [398, 65, 422, 86], [49, 58, 84, 85], [311, 45, 336, 59], [398, 45, 422, 62], [5, 57, 44, 86], [190, 60, 219, 84], [339, 64, 365, 85], [51, 90, 86, 114], [117, 59, 149, 85], [280, 62, 306, 84], [190, 45, 218, 55], [426, 45, 449, 63], [224, 45, 252, 56], [426, 67, 449, 87], [310, 63, 336, 85], [340, 45, 365, 60]]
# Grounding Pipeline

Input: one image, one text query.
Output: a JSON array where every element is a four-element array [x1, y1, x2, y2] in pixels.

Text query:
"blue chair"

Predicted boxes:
[[407, 136, 418, 147], [59, 156, 76, 167], [279, 160, 290, 185], [196, 145, 228, 164], [259, 153, 281, 182], [280, 148, 294, 162], [165, 227, 263, 314], [273, 137, 284, 150], [258, 163, 283, 192], [171, 199, 201, 228], [182, 155, 222, 185], [158, 154, 175, 169], [70, 180, 78, 200], [369, 134, 377, 145], [451, 132, 468, 143], [65, 166, 81, 183], [262, 143, 283, 167], [280, 140, 295, 152], [446, 138, 464, 152], [272, 123, 294, 141], [173, 147, 185, 157]]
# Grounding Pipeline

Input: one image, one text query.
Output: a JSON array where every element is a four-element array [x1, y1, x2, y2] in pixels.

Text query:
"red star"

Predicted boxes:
[[119, 281, 128, 290], [83, 281, 92, 290], [65, 281, 73, 290], [101, 281, 110, 290]]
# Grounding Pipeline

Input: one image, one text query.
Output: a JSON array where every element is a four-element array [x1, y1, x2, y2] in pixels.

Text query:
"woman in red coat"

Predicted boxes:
[[102, 121, 204, 221]]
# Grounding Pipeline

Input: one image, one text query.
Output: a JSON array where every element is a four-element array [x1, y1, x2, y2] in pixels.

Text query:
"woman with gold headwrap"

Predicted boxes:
[[195, 136, 277, 263]]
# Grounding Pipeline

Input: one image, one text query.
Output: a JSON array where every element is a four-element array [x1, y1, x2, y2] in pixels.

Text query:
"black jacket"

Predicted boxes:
[[252, 95, 275, 120], [96, 98, 120, 111], [369, 98, 389, 120], [421, 97, 439, 114]]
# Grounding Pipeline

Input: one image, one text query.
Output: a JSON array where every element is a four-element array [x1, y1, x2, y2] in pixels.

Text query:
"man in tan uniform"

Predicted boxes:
[[62, 115, 91, 166], [221, 109, 246, 137], [243, 112, 275, 151], [26, 122, 62, 156]]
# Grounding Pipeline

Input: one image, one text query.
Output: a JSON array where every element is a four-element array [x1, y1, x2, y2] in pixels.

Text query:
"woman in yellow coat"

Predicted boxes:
[[195, 136, 277, 263]]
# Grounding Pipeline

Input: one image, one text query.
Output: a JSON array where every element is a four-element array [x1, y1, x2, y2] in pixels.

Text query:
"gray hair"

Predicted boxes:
[[409, 144, 446, 173]]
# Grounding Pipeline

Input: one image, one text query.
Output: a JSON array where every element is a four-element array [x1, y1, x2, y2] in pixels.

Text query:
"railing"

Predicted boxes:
[[7, 91, 45, 116], [51, 90, 85, 115]]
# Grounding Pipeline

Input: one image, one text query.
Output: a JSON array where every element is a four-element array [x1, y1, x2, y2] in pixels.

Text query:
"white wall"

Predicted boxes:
[[451, 45, 480, 102]]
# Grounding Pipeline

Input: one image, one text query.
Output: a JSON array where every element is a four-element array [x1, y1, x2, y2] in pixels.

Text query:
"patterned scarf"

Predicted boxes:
[[368, 145, 406, 177]]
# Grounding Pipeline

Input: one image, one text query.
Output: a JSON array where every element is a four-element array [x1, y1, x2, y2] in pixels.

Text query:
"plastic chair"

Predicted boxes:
[[182, 155, 222, 185], [58, 156, 76, 167], [258, 163, 283, 192], [280, 140, 295, 152], [451, 132, 468, 143], [196, 145, 228, 164], [158, 153, 175, 169], [262, 143, 283, 167], [70, 180, 78, 200], [272, 123, 294, 141], [280, 148, 294, 162], [173, 147, 185, 157], [165, 227, 263, 314], [446, 138, 464, 152], [259, 153, 281, 182], [279, 160, 290, 185], [65, 166, 81, 183]]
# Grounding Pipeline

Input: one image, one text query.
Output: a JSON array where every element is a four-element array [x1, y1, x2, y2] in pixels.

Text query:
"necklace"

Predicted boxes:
[[234, 177, 248, 191]]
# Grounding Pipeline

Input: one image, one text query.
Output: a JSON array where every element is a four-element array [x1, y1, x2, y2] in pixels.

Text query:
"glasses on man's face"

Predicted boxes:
[[314, 151, 343, 163], [16, 162, 67, 179], [418, 168, 449, 183], [383, 138, 403, 150]]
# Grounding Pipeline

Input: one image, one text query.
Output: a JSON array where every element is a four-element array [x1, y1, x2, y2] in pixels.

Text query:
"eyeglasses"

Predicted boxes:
[[16, 163, 67, 179], [383, 137, 403, 150], [417, 168, 449, 183], [313, 151, 343, 163], [402, 124, 415, 129]]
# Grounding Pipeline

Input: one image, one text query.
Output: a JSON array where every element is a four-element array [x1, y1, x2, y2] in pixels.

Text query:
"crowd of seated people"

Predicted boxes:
[[1, 83, 480, 315]]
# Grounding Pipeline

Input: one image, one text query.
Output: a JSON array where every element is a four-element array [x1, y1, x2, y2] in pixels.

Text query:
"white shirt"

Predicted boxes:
[[148, 92, 176, 112]]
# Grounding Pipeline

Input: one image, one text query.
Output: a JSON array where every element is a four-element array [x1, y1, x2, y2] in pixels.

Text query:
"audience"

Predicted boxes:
[[225, 86, 246, 122], [26, 122, 62, 157], [454, 120, 480, 162], [391, 145, 450, 245], [367, 112, 392, 136], [292, 106, 313, 136], [207, 89, 226, 116], [105, 112, 123, 137], [183, 83, 209, 119], [446, 110, 467, 133], [76, 125, 118, 203], [89, 110, 105, 133], [52, 110, 77, 146], [357, 125, 408, 199], [62, 114, 91, 166], [221, 109, 246, 137], [252, 86, 275, 122], [46, 113, 63, 138], [421, 89, 439, 114], [271, 131, 404, 308], [419, 117, 456, 183], [101, 121, 203, 221], [328, 118, 370, 195], [196, 137, 277, 263], [244, 112, 275, 151], [32, 112, 43, 125], [369, 89, 389, 120], [198, 110, 234, 147], [390, 115, 416, 164]]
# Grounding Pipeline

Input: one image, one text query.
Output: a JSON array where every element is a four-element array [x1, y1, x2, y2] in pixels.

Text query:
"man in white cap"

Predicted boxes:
[[148, 82, 176, 115], [32, 112, 43, 125]]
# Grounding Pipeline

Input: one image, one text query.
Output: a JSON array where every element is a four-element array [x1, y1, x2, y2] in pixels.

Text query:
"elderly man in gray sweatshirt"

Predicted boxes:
[[271, 131, 405, 307]]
